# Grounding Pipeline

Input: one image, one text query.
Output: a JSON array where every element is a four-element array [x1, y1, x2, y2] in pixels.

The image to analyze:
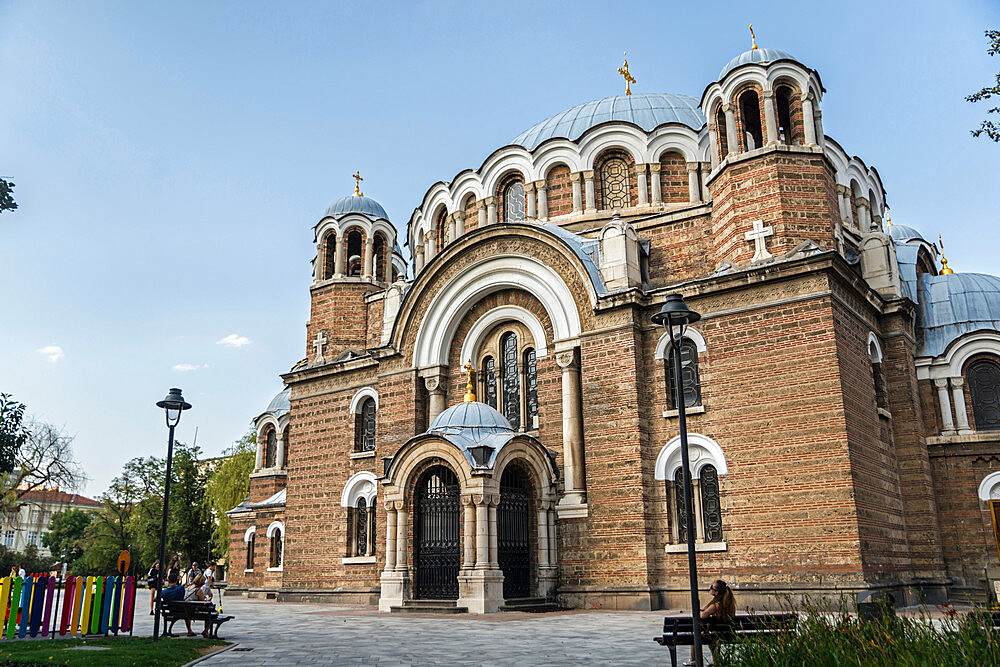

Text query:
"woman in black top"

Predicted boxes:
[[146, 559, 160, 614]]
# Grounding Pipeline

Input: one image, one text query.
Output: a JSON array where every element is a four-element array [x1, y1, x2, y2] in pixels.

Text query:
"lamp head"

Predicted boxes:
[[651, 293, 701, 340], [156, 388, 192, 428]]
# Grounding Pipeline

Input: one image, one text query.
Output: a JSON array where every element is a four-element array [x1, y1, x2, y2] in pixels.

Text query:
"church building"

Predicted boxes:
[[227, 43, 1000, 612]]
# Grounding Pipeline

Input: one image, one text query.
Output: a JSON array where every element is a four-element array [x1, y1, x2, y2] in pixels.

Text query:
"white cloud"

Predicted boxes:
[[173, 363, 208, 372], [217, 333, 250, 348], [36, 345, 64, 363]]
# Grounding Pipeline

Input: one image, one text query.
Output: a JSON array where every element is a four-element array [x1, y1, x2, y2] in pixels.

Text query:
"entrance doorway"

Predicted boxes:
[[498, 466, 532, 599], [414, 465, 460, 599]]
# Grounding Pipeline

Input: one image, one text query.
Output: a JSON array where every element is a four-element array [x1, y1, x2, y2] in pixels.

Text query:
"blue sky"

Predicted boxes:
[[2, 1, 998, 496]]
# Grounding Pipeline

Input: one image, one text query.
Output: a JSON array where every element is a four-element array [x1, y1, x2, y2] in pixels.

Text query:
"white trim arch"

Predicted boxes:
[[579, 127, 647, 168], [243, 525, 257, 542], [654, 433, 728, 481], [459, 306, 549, 367], [944, 331, 1000, 378], [412, 254, 583, 368], [349, 387, 380, 414], [868, 332, 884, 363], [979, 471, 1000, 501], [266, 520, 285, 539], [341, 471, 379, 508], [654, 327, 708, 360]]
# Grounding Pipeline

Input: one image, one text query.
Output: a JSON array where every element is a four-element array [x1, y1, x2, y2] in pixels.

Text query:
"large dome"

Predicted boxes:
[[511, 93, 706, 151], [719, 47, 796, 79], [324, 194, 390, 221], [429, 401, 513, 435], [919, 272, 1000, 357], [887, 224, 927, 243]]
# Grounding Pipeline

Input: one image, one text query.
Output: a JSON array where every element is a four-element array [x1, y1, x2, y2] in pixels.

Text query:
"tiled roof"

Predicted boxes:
[[21, 489, 101, 507]]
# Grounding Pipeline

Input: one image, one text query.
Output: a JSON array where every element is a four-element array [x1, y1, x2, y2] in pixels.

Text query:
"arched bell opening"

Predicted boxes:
[[498, 462, 536, 600], [413, 464, 462, 600]]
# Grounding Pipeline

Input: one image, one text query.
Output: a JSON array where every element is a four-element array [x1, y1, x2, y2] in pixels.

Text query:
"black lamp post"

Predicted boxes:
[[152, 387, 191, 641], [652, 293, 704, 667]]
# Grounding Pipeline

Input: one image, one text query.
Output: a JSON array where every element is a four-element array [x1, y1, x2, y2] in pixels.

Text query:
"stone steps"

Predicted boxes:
[[390, 600, 469, 614], [499, 597, 565, 613]]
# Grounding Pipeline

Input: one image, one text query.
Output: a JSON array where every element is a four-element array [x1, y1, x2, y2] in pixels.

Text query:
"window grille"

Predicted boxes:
[[355, 398, 377, 452], [666, 339, 702, 409], [700, 465, 724, 542], [501, 333, 521, 430], [601, 157, 631, 210], [264, 428, 277, 468], [246, 534, 255, 569], [504, 182, 525, 222], [969, 360, 1000, 431], [673, 469, 687, 543], [482, 356, 498, 410], [355, 498, 368, 557], [269, 530, 282, 569], [524, 348, 538, 426]]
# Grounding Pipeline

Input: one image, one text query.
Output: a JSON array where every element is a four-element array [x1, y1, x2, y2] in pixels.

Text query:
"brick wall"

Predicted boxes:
[[546, 165, 573, 217], [658, 151, 688, 204], [307, 282, 375, 361]]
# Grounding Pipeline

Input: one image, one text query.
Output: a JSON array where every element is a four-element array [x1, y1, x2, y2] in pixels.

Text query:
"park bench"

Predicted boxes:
[[160, 600, 234, 639], [654, 612, 797, 667]]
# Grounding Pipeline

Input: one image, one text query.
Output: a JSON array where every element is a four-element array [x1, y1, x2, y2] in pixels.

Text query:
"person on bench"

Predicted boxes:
[[686, 579, 736, 666], [161, 571, 198, 636]]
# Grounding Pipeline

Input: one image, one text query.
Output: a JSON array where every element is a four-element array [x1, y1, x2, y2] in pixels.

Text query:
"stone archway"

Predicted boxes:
[[413, 465, 462, 600]]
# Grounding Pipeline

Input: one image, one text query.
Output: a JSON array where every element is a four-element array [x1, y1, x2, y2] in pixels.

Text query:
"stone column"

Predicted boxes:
[[536, 506, 549, 571], [836, 185, 852, 224], [583, 170, 596, 212], [486, 197, 496, 225], [801, 93, 817, 146], [700, 162, 711, 201], [488, 495, 499, 569], [723, 104, 738, 156], [951, 377, 973, 434], [556, 348, 587, 511], [477, 199, 487, 229], [384, 237, 394, 281], [395, 505, 408, 571], [414, 243, 424, 274], [649, 163, 662, 204], [857, 198, 871, 231], [815, 108, 826, 148], [637, 164, 649, 205], [254, 436, 263, 471], [384, 504, 397, 572], [692, 479, 705, 543], [525, 181, 537, 219], [570, 172, 583, 213], [547, 508, 557, 567], [475, 496, 489, 569], [462, 496, 475, 570], [935, 378, 956, 435], [424, 373, 447, 424], [362, 237, 374, 280], [426, 236, 436, 259], [333, 232, 345, 277], [763, 90, 779, 145], [454, 210, 465, 238], [447, 214, 456, 244], [535, 180, 548, 220], [275, 433, 285, 469], [708, 122, 719, 168], [686, 162, 700, 202]]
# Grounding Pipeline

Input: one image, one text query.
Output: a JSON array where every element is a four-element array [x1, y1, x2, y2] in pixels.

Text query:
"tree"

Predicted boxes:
[[0, 393, 29, 475], [205, 432, 255, 560], [42, 509, 92, 564], [167, 444, 212, 566], [0, 419, 85, 518], [0, 179, 15, 214], [968, 29, 1000, 142]]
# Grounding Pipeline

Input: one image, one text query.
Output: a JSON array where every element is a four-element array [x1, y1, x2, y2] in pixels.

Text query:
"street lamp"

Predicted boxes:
[[651, 293, 704, 667], [152, 388, 191, 641]]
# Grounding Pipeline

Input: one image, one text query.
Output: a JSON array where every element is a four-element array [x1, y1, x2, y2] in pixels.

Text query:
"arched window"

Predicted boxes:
[[435, 209, 448, 250], [501, 332, 521, 430], [323, 233, 337, 279], [524, 347, 538, 429], [245, 530, 255, 570], [600, 157, 630, 210], [700, 464, 723, 542], [354, 397, 376, 452], [775, 85, 795, 145], [282, 425, 290, 467], [665, 339, 701, 409], [263, 427, 277, 469], [738, 89, 763, 151], [503, 181, 525, 222], [346, 230, 363, 277], [969, 360, 1000, 431], [482, 356, 497, 410], [373, 233, 387, 282], [269, 528, 283, 569], [869, 340, 887, 410], [715, 107, 729, 161], [355, 498, 368, 556]]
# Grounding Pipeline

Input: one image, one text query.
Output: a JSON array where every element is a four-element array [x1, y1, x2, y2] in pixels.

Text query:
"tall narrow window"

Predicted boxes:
[[715, 107, 729, 161], [482, 356, 498, 410], [246, 533, 255, 570], [665, 339, 701, 409], [355, 398, 376, 452], [673, 469, 687, 543], [269, 529, 283, 569], [373, 233, 387, 281], [738, 90, 763, 151], [600, 157, 630, 210], [503, 181, 525, 222], [775, 86, 794, 145], [355, 498, 368, 556], [282, 426, 290, 467], [969, 360, 1000, 431], [524, 347, 538, 428], [501, 333, 521, 430], [324, 234, 337, 279], [263, 427, 277, 468], [700, 465, 723, 542], [346, 230, 363, 277]]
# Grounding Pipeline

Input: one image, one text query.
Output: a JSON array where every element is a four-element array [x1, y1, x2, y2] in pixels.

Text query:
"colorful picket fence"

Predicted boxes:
[[0, 575, 135, 640]]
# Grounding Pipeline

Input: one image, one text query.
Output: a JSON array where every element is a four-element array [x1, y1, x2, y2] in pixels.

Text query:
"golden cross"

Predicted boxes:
[[938, 234, 954, 275], [353, 171, 364, 196], [749, 24, 758, 50], [617, 52, 635, 96], [463, 360, 477, 402]]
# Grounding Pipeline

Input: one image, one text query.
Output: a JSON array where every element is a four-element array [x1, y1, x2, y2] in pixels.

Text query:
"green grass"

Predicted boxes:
[[0, 637, 229, 666]]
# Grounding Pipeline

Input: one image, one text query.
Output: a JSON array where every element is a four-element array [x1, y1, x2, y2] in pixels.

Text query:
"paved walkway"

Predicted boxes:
[[132, 597, 710, 665]]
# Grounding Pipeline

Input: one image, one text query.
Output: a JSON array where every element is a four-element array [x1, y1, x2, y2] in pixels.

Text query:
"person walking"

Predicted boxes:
[[146, 559, 160, 615]]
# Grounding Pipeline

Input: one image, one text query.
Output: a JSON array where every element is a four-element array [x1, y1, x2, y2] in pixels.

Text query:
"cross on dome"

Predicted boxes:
[[617, 52, 635, 96], [749, 24, 758, 50], [353, 171, 364, 197]]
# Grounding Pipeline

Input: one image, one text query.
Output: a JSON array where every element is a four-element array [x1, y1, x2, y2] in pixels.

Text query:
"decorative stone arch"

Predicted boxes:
[[533, 142, 584, 178], [648, 133, 700, 164], [451, 171, 486, 205], [349, 387, 379, 414], [410, 253, 584, 368], [381, 435, 477, 503], [341, 471, 379, 507], [654, 433, 729, 481], [868, 332, 884, 363], [943, 331, 1000, 378], [732, 82, 766, 152], [979, 471, 1000, 501], [491, 439, 559, 504], [459, 305, 549, 368], [266, 520, 285, 539], [243, 525, 257, 542], [654, 327, 708, 359], [481, 151, 535, 196], [494, 170, 527, 223], [578, 128, 646, 169]]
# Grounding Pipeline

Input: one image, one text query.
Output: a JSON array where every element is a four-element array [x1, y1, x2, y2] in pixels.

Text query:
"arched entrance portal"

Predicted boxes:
[[414, 465, 461, 599], [498, 466, 533, 599]]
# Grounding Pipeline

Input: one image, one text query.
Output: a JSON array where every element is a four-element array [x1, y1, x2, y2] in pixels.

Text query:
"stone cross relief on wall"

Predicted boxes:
[[312, 331, 328, 365], [745, 219, 774, 263]]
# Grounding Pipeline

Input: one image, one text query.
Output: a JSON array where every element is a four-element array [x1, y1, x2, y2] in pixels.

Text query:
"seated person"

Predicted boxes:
[[161, 571, 200, 636], [186, 573, 213, 637], [200, 574, 214, 603]]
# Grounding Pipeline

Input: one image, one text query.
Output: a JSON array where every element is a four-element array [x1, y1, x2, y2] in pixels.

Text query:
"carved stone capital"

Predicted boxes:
[[533, 179, 546, 190], [686, 162, 700, 172], [555, 350, 579, 371], [648, 163, 661, 173], [570, 171, 583, 182], [837, 184, 850, 196], [950, 377, 965, 388], [762, 89, 775, 99], [722, 103, 735, 113], [934, 378, 950, 389], [800, 91, 815, 102], [392, 500, 406, 511], [525, 181, 536, 194], [484, 196, 495, 206], [472, 493, 487, 506], [582, 170, 594, 180], [476, 199, 486, 211]]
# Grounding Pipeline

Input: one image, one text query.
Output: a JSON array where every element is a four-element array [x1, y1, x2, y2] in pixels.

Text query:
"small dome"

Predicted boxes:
[[719, 47, 797, 79], [919, 272, 1000, 357], [429, 401, 513, 434], [511, 93, 706, 151], [887, 225, 926, 243], [324, 194, 390, 221]]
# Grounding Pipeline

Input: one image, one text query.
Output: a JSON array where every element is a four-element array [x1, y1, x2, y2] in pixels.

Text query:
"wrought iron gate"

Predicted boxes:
[[498, 468, 532, 599], [414, 466, 461, 600]]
